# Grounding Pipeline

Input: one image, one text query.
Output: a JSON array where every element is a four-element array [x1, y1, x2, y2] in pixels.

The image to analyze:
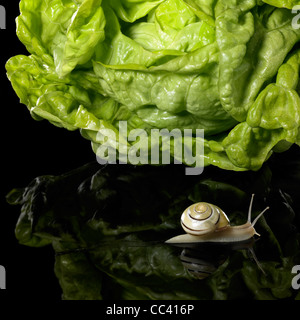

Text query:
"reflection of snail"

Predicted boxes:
[[166, 194, 269, 244], [179, 246, 228, 280], [176, 239, 263, 280]]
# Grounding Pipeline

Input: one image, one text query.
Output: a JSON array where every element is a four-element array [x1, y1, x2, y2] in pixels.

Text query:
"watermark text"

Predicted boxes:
[[0, 5, 6, 29], [96, 121, 204, 176], [106, 304, 195, 317], [292, 265, 300, 290], [0, 265, 6, 289]]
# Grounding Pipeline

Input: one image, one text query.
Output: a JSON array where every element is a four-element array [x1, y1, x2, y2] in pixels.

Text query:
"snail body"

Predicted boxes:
[[166, 195, 269, 244]]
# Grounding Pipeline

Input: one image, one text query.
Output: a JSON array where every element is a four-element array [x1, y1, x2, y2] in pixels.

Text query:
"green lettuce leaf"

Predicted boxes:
[[6, 0, 300, 171], [262, 0, 300, 9], [223, 50, 300, 169], [17, 0, 106, 77]]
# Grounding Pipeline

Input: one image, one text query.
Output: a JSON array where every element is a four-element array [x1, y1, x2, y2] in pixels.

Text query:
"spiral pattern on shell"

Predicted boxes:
[[181, 202, 230, 236]]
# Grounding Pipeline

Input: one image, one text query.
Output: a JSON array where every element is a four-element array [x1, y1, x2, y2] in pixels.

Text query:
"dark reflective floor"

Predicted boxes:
[[4, 146, 300, 300]]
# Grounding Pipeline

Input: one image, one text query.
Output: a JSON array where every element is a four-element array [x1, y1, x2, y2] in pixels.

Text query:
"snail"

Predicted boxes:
[[166, 194, 269, 244]]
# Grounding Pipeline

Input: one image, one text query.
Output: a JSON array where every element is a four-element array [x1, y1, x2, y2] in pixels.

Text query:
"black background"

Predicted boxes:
[[0, 1, 299, 306], [0, 0, 96, 300]]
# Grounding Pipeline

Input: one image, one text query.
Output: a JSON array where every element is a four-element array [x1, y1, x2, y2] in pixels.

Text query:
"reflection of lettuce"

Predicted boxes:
[[6, 0, 300, 170], [7, 157, 300, 300]]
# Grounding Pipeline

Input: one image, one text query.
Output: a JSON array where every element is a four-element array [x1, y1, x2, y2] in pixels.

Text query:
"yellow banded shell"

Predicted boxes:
[[181, 202, 230, 236]]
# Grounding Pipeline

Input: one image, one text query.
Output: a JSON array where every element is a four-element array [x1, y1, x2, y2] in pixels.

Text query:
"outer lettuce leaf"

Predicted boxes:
[[262, 0, 300, 9], [6, 0, 300, 171], [6, 55, 113, 132], [217, 2, 300, 121], [17, 0, 106, 77], [223, 50, 300, 169], [92, 43, 236, 134]]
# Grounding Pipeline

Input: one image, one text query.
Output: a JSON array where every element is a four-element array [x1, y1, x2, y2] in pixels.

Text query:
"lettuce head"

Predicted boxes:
[[6, 0, 300, 171]]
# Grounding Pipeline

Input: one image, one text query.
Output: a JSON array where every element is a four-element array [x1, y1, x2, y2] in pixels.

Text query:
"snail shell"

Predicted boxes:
[[181, 202, 230, 236]]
